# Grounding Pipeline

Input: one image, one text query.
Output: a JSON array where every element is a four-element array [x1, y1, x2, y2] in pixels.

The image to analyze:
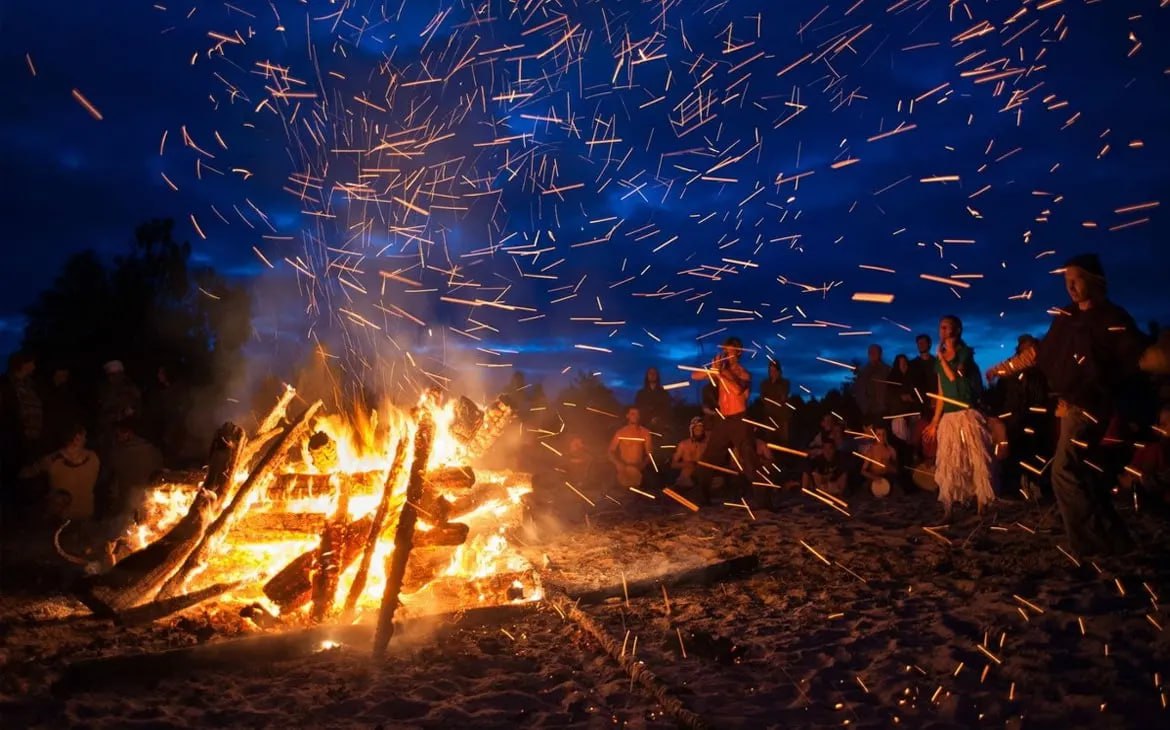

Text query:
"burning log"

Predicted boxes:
[[424, 465, 476, 492], [373, 414, 435, 659], [235, 511, 327, 540], [450, 396, 484, 443], [264, 470, 382, 502], [414, 521, 469, 548], [258, 383, 297, 434], [341, 438, 410, 621], [261, 514, 373, 614], [157, 401, 322, 600], [465, 399, 514, 460], [78, 423, 247, 613], [310, 466, 351, 622]]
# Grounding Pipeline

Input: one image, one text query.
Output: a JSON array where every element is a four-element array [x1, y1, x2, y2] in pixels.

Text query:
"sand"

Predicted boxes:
[[2, 487, 1169, 728]]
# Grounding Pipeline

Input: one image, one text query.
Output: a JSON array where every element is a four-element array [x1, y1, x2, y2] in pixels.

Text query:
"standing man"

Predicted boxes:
[[760, 360, 792, 446], [988, 254, 1166, 556], [690, 337, 758, 505]]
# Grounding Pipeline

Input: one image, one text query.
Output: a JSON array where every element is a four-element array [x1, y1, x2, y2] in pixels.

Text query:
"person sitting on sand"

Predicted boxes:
[[608, 407, 653, 489], [21, 423, 100, 523], [1118, 403, 1170, 508], [804, 438, 847, 497], [859, 422, 898, 497], [671, 417, 706, 488]]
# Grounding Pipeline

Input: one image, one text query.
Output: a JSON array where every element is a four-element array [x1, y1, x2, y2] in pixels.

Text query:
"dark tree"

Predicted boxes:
[[553, 370, 623, 450], [21, 218, 251, 394]]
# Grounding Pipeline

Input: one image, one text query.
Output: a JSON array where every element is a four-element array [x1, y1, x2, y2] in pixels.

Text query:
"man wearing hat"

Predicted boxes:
[[988, 254, 1166, 556], [689, 336, 758, 505]]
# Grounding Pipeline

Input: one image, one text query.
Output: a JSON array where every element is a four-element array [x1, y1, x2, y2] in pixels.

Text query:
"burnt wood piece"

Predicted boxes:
[[258, 383, 297, 435], [81, 424, 247, 613], [115, 581, 242, 627], [157, 402, 322, 600], [373, 415, 435, 659], [340, 438, 410, 621], [234, 511, 327, 538]]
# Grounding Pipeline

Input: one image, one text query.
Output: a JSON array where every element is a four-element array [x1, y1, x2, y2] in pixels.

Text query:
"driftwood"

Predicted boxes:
[[547, 588, 708, 730], [373, 414, 435, 659], [564, 554, 761, 606], [341, 438, 410, 621], [81, 424, 246, 613], [52, 603, 538, 693], [158, 401, 322, 600]]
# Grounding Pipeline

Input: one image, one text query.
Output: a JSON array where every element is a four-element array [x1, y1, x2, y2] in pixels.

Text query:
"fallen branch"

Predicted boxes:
[[546, 588, 708, 730], [115, 581, 242, 627]]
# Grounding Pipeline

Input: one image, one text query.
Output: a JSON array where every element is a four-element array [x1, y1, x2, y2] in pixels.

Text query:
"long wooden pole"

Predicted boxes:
[[372, 414, 434, 659], [340, 438, 408, 622]]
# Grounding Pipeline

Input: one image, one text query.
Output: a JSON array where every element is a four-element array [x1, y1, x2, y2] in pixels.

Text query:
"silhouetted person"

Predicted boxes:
[[42, 364, 85, 451], [96, 360, 141, 454], [988, 253, 1167, 556], [760, 360, 792, 445], [634, 367, 672, 439], [107, 417, 164, 522], [853, 344, 890, 419], [144, 364, 189, 463], [906, 334, 937, 417]]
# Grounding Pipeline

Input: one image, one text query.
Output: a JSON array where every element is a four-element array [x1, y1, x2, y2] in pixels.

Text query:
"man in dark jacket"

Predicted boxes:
[[988, 254, 1164, 556]]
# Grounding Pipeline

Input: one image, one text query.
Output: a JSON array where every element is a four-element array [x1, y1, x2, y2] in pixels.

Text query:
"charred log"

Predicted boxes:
[[115, 581, 242, 627], [465, 399, 514, 460], [373, 414, 435, 659], [310, 469, 352, 622], [414, 521, 469, 548]]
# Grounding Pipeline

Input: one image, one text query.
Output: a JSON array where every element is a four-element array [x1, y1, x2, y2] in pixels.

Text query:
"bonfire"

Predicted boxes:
[[58, 385, 541, 647]]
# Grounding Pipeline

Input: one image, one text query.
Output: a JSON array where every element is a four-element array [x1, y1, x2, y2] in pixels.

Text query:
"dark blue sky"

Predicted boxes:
[[2, 1, 1168, 402]]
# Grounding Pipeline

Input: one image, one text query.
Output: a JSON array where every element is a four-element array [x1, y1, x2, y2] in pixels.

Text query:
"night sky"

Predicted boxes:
[[2, 0, 1169, 403]]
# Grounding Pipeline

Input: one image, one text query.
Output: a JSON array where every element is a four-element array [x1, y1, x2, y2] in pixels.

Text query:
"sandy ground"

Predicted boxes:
[[2, 487, 1169, 729]]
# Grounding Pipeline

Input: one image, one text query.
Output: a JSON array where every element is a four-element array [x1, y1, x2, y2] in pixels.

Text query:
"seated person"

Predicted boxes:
[[859, 422, 899, 497], [1119, 404, 1170, 506], [608, 407, 653, 489], [22, 423, 100, 523], [803, 438, 847, 496], [671, 418, 706, 488]]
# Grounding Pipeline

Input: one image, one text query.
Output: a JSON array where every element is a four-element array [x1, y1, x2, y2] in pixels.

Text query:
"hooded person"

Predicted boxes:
[[988, 253, 1167, 556]]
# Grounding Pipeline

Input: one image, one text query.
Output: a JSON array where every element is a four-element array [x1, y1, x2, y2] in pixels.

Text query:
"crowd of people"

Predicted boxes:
[[0, 357, 187, 545], [546, 253, 1170, 559]]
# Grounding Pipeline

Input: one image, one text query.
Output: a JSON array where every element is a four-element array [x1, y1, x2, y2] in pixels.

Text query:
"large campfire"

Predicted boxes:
[[62, 386, 541, 636]]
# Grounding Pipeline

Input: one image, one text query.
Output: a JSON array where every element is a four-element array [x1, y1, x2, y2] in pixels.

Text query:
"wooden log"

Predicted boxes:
[[82, 424, 247, 612], [261, 514, 373, 613], [423, 466, 476, 493], [414, 522, 469, 548], [450, 396, 483, 444], [465, 399, 514, 460], [157, 402, 321, 600], [235, 511, 327, 538], [373, 414, 434, 659], [52, 603, 538, 693], [340, 438, 410, 622], [562, 554, 761, 606], [258, 383, 297, 434], [115, 581, 242, 627], [263, 470, 383, 501], [547, 587, 709, 730]]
